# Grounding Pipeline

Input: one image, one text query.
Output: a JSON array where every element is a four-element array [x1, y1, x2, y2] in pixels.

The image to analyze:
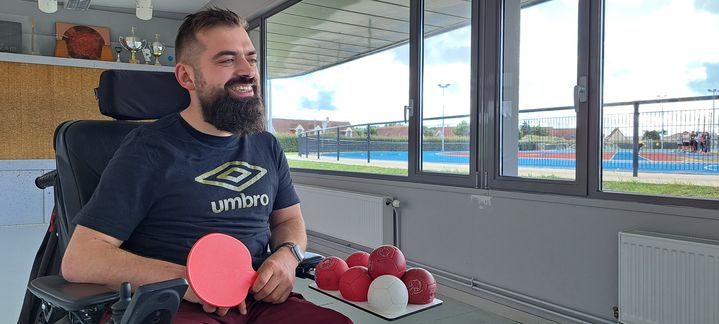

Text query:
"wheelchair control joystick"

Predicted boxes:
[[111, 282, 132, 323]]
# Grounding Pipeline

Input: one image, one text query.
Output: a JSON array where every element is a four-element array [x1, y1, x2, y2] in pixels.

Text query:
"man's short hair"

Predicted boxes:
[[175, 8, 248, 64]]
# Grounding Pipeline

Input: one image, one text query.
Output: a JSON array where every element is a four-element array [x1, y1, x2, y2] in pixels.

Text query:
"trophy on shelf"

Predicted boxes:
[[114, 46, 122, 62], [151, 33, 165, 66], [118, 27, 144, 64], [141, 44, 152, 64]]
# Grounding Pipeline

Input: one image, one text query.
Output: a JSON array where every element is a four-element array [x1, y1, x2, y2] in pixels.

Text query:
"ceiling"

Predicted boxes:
[[265, 0, 472, 79], [27, 0, 476, 79]]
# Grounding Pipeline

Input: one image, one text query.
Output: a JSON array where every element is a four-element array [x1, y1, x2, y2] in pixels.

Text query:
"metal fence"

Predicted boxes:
[[293, 95, 719, 175]]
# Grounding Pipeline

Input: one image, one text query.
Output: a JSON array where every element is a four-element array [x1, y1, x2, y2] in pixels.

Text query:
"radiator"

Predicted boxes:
[[294, 184, 395, 249], [619, 231, 719, 324]]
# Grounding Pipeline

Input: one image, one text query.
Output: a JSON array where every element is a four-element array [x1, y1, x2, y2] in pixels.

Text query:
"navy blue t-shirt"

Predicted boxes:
[[74, 113, 300, 266]]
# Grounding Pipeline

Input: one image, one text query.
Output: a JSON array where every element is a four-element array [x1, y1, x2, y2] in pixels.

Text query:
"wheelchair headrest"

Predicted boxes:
[[96, 69, 191, 120]]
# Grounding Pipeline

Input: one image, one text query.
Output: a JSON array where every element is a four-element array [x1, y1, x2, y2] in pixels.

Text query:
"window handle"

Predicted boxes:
[[574, 76, 588, 112], [404, 99, 414, 123]]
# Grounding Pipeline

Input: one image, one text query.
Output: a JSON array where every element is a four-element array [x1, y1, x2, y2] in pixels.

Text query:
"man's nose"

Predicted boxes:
[[235, 57, 256, 79]]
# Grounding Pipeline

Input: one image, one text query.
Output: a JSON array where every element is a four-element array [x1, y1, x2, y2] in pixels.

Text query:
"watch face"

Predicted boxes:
[[291, 244, 305, 261]]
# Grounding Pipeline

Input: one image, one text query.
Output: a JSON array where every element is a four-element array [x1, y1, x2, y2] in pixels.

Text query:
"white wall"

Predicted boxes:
[[293, 172, 719, 323]]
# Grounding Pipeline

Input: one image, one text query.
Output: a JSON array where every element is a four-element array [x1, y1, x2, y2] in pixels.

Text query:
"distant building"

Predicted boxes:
[[377, 125, 408, 137], [546, 127, 576, 140], [605, 127, 628, 143], [271, 118, 351, 135]]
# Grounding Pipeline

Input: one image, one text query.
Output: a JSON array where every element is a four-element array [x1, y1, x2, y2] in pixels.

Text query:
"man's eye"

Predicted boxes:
[[220, 59, 234, 64], [248, 58, 258, 64]]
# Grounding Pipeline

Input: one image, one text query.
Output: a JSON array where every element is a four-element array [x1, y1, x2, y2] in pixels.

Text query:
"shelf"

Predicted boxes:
[[0, 52, 174, 72]]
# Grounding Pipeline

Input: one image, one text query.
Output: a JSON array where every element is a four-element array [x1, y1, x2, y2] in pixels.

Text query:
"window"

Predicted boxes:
[[251, 0, 717, 206], [491, 0, 588, 194], [601, 0, 719, 200], [265, 0, 410, 176], [420, 0, 473, 175], [499, 0, 579, 180]]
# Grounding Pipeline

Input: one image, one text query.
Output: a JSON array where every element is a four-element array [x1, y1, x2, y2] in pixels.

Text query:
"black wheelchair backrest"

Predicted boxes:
[[55, 70, 189, 242]]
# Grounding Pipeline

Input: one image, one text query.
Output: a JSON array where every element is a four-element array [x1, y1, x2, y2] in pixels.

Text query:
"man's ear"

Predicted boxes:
[[175, 63, 197, 91]]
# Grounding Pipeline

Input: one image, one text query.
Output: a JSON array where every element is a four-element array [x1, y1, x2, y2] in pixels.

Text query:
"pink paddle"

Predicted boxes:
[[186, 233, 258, 308]]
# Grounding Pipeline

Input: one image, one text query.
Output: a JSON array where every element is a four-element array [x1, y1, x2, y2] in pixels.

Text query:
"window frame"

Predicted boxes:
[[253, 0, 481, 188], [586, 1, 719, 210], [249, 0, 719, 209], [485, 0, 591, 196]]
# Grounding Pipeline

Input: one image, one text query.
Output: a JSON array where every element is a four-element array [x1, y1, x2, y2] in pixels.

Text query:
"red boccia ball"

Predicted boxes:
[[402, 268, 437, 304], [368, 245, 406, 279], [346, 251, 370, 268], [339, 266, 373, 301], [315, 256, 349, 290]]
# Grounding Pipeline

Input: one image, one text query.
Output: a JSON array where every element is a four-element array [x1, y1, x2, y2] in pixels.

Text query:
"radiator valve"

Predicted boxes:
[[385, 198, 400, 207]]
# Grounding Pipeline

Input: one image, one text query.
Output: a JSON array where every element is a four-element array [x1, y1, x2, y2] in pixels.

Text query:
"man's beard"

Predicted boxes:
[[197, 76, 265, 136]]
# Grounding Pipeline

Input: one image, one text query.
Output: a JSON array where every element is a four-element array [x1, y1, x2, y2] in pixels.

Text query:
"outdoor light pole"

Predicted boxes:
[[657, 94, 666, 150], [438, 83, 450, 152], [709, 88, 718, 152]]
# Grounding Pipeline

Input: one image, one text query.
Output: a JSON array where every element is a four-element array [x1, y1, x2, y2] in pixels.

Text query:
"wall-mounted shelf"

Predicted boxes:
[[0, 52, 175, 72]]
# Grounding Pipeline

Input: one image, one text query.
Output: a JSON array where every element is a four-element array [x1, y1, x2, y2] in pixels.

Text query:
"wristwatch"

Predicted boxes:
[[275, 242, 304, 262]]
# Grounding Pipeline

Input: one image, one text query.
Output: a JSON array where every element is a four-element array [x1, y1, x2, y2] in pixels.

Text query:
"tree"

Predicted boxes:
[[356, 126, 379, 137], [422, 126, 436, 137], [643, 130, 661, 141], [453, 120, 470, 136], [519, 121, 549, 138]]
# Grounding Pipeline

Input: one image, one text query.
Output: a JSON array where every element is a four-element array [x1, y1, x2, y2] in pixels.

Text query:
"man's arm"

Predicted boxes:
[[250, 203, 307, 303], [61, 225, 198, 300]]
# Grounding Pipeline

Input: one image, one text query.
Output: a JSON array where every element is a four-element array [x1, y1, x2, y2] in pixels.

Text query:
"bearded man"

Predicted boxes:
[[60, 7, 352, 324]]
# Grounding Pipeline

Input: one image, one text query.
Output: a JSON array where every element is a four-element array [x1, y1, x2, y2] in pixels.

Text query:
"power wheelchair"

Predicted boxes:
[[18, 70, 323, 324]]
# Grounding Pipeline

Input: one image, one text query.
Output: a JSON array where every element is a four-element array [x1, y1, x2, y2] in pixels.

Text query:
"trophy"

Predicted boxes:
[[118, 27, 144, 64], [151, 33, 165, 66], [141, 45, 152, 64], [114, 46, 122, 63]]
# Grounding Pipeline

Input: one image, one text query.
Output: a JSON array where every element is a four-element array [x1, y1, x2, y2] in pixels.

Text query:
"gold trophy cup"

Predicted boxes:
[[151, 33, 165, 66], [119, 27, 144, 64]]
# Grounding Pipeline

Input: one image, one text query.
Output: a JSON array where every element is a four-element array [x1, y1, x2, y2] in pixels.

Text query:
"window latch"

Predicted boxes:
[[404, 99, 414, 123], [574, 76, 588, 111]]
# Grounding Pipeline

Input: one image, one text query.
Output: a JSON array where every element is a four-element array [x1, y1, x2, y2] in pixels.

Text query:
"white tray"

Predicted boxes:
[[309, 283, 443, 321]]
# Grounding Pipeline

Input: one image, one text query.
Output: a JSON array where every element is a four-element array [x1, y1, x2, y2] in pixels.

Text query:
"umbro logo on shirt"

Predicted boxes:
[[195, 161, 270, 214], [195, 161, 267, 192]]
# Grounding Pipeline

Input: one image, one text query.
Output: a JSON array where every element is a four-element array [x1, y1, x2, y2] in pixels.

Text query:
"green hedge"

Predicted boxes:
[[275, 134, 299, 152]]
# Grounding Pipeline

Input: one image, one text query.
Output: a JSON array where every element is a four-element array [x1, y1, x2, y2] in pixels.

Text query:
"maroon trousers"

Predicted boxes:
[[173, 293, 352, 324]]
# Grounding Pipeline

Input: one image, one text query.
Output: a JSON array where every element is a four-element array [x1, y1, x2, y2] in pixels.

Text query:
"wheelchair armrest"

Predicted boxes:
[[296, 251, 323, 279], [27, 275, 118, 311]]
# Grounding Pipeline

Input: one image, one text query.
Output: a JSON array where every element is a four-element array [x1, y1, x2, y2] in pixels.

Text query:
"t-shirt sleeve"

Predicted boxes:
[[271, 135, 300, 210], [73, 129, 157, 241]]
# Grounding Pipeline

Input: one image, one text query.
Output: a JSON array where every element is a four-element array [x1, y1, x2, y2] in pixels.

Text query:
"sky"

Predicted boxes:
[[267, 0, 719, 135]]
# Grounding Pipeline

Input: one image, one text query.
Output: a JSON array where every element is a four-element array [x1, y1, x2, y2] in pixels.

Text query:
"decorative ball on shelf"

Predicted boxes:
[[346, 251, 370, 268], [315, 256, 349, 290], [339, 266, 372, 301], [367, 275, 408, 315], [402, 268, 437, 304], [368, 245, 406, 279]]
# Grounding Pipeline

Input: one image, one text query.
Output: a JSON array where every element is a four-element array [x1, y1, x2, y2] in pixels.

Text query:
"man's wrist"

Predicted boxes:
[[273, 246, 300, 268], [273, 242, 304, 263]]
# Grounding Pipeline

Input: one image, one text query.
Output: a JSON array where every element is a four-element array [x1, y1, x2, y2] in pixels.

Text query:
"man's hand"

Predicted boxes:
[[184, 285, 247, 315], [250, 248, 298, 303]]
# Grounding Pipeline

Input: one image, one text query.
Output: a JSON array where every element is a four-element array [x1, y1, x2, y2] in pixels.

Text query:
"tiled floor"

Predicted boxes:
[[294, 278, 519, 324]]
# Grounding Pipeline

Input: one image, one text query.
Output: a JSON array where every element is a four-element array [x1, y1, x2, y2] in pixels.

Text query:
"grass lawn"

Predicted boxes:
[[603, 181, 719, 199], [289, 158, 718, 199], [288, 160, 407, 176]]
